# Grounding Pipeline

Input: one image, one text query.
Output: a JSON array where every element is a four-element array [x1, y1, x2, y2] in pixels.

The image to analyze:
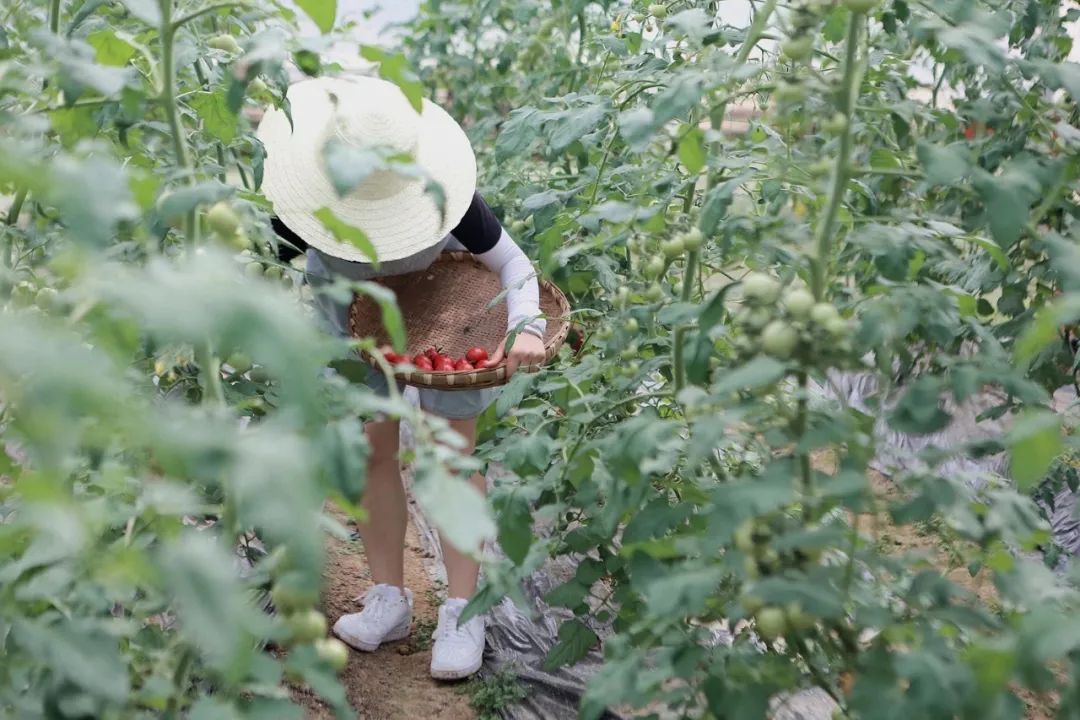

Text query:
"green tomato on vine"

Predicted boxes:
[[207, 34, 242, 54], [781, 36, 814, 62], [761, 320, 799, 358]]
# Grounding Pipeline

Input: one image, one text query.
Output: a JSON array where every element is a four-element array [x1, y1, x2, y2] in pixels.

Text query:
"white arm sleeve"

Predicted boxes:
[[472, 229, 546, 338]]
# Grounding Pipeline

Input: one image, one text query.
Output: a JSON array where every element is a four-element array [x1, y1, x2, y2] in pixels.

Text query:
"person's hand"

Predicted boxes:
[[483, 332, 545, 377]]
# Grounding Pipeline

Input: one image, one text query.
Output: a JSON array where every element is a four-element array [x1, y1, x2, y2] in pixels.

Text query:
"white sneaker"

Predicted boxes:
[[332, 584, 413, 652], [430, 598, 485, 680]]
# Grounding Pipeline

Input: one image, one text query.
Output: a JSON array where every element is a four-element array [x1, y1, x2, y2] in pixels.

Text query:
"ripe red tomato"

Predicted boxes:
[[963, 124, 976, 140], [414, 355, 434, 371], [453, 358, 474, 371], [433, 357, 455, 372], [384, 352, 405, 364], [465, 347, 488, 364], [424, 347, 440, 360]]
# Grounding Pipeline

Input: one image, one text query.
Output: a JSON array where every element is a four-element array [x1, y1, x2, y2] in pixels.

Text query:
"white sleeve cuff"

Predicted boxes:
[[472, 229, 546, 338]]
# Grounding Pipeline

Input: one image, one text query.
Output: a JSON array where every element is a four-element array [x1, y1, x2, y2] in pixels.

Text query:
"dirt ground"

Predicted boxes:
[[292, 507, 475, 720]]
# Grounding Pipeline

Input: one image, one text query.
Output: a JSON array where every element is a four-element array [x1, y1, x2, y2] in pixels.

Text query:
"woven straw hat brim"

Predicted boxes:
[[257, 76, 477, 263]]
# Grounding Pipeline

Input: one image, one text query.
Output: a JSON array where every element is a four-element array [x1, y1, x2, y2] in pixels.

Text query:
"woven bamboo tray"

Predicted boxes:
[[347, 252, 570, 390]]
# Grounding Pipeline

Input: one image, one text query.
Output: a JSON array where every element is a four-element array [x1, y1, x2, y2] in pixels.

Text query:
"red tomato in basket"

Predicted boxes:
[[384, 352, 405, 364], [465, 347, 488, 365], [454, 358, 474, 371], [424, 347, 441, 360], [433, 357, 455, 372], [414, 355, 434, 371]]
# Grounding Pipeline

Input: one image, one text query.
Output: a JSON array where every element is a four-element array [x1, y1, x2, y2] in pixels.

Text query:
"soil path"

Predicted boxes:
[[294, 507, 475, 720]]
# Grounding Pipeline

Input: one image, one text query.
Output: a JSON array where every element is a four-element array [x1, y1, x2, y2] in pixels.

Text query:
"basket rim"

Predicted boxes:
[[347, 252, 571, 390]]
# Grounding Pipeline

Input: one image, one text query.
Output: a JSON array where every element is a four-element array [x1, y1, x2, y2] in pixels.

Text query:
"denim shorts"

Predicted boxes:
[[306, 249, 501, 420]]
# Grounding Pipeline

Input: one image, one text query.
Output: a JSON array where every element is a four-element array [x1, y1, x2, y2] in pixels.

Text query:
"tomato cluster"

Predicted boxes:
[[732, 272, 852, 364], [381, 346, 490, 373]]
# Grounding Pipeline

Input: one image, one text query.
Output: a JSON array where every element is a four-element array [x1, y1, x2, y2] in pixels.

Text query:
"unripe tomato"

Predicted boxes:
[[34, 287, 58, 311], [623, 317, 639, 334], [270, 578, 317, 613], [244, 261, 264, 279], [248, 77, 269, 95], [810, 302, 840, 326], [661, 236, 685, 259], [756, 606, 787, 641], [226, 352, 253, 374], [743, 555, 760, 579], [643, 255, 666, 279], [510, 219, 527, 234], [774, 81, 806, 105], [226, 228, 252, 252], [621, 361, 640, 377], [822, 112, 848, 136], [733, 520, 755, 553], [648, 3, 668, 19], [286, 610, 328, 643], [740, 307, 772, 332], [782, 288, 815, 320], [785, 602, 815, 631], [682, 227, 704, 251], [264, 266, 283, 282], [645, 283, 664, 302], [742, 272, 781, 304], [671, 281, 684, 297], [825, 316, 850, 337], [761, 320, 798, 358], [614, 285, 631, 308], [314, 638, 349, 672], [248, 366, 271, 383], [781, 36, 814, 62], [842, 0, 880, 11], [10, 281, 36, 307], [208, 34, 242, 54], [741, 592, 764, 614]]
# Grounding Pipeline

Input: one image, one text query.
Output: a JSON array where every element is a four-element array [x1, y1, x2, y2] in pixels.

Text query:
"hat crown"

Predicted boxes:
[[327, 80, 422, 200]]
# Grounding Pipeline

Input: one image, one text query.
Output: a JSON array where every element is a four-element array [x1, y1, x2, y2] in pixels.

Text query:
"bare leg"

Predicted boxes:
[[355, 418, 406, 590], [441, 416, 486, 599]]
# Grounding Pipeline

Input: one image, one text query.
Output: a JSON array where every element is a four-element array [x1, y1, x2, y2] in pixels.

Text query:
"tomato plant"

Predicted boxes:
[[0, 0, 493, 717], [405, 0, 1080, 717]]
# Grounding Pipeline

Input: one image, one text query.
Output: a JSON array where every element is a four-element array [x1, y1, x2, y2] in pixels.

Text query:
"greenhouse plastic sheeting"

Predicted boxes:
[[813, 371, 1080, 557]]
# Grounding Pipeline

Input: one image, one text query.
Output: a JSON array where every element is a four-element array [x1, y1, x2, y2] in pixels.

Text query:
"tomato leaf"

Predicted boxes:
[[294, 0, 336, 33], [916, 141, 970, 186], [543, 619, 599, 671], [360, 46, 424, 113], [496, 493, 533, 565], [352, 281, 405, 352], [1008, 412, 1063, 491], [313, 207, 381, 269], [189, 90, 238, 144], [678, 126, 706, 174]]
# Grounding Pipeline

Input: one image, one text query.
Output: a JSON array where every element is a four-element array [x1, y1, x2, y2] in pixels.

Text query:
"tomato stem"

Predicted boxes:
[[672, 249, 700, 394], [48, 0, 61, 33], [810, 10, 864, 301], [157, 0, 198, 249]]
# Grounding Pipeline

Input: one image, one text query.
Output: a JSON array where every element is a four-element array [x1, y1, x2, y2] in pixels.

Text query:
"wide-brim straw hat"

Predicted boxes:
[[256, 75, 478, 263]]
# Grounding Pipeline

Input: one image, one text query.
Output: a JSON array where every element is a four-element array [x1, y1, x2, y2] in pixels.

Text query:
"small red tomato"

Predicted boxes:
[[433, 357, 455, 372], [453, 358, 474, 371], [465, 347, 488, 364], [414, 355, 434, 371], [384, 352, 404, 364], [424, 347, 440, 360]]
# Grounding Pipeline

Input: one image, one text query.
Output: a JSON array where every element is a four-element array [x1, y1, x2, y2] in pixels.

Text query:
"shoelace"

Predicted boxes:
[[435, 605, 475, 644], [353, 585, 399, 622]]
